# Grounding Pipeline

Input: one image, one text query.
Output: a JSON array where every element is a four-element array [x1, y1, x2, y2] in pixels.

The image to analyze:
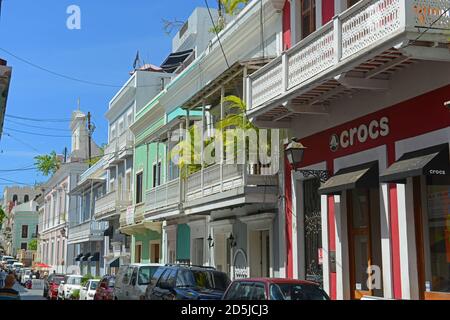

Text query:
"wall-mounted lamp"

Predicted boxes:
[[207, 234, 214, 248], [228, 233, 237, 249], [285, 138, 330, 183]]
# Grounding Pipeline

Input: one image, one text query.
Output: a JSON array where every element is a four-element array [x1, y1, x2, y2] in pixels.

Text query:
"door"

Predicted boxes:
[[249, 230, 271, 278], [303, 178, 323, 284], [135, 243, 142, 263], [150, 241, 161, 263], [347, 188, 382, 299], [415, 176, 450, 300], [192, 238, 204, 266]]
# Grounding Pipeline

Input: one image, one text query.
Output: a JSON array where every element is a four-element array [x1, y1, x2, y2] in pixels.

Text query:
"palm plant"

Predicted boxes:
[[34, 151, 61, 176]]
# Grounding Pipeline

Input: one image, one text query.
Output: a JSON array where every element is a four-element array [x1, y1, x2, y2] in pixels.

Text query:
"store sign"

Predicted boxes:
[[330, 117, 390, 152], [126, 205, 135, 225]]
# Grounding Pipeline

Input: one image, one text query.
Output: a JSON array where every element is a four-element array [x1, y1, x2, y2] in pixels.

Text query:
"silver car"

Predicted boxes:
[[114, 264, 162, 300]]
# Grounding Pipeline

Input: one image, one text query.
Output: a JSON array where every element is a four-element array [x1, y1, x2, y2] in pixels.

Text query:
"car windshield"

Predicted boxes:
[[177, 269, 229, 291], [90, 281, 99, 290], [52, 277, 65, 285], [108, 277, 115, 288], [270, 283, 329, 300], [138, 266, 159, 285], [66, 277, 81, 285]]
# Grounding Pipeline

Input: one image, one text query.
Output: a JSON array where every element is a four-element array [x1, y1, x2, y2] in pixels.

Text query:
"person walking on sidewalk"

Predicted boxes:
[[0, 267, 6, 288], [0, 274, 21, 300]]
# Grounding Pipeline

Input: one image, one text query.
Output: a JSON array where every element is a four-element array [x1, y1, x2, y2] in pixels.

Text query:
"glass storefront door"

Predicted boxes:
[[415, 176, 450, 300]]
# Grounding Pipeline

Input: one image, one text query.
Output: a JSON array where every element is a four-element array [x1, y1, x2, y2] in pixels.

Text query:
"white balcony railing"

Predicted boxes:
[[145, 179, 181, 213], [68, 220, 108, 242], [95, 189, 132, 220], [248, 0, 450, 111], [185, 163, 277, 202], [104, 130, 134, 165]]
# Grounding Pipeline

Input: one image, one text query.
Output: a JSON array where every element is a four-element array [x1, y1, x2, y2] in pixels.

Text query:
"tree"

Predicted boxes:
[[211, 0, 250, 34], [171, 95, 265, 177], [28, 239, 37, 251], [0, 208, 5, 228], [34, 151, 61, 176]]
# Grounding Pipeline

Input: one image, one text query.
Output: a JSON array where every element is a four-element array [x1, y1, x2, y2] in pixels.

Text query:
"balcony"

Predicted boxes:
[[183, 163, 279, 214], [247, 0, 450, 120], [104, 130, 134, 167], [145, 179, 181, 214], [67, 220, 108, 244], [94, 190, 132, 221]]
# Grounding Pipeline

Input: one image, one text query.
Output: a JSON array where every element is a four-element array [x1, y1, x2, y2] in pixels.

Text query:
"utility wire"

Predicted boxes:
[[0, 47, 170, 89], [5, 114, 72, 122], [4, 127, 73, 138], [5, 118, 72, 132], [401, 7, 450, 49], [2, 132, 42, 152]]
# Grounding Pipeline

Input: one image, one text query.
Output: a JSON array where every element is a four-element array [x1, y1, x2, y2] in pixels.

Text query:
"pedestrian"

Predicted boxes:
[[0, 274, 21, 300], [0, 268, 6, 288]]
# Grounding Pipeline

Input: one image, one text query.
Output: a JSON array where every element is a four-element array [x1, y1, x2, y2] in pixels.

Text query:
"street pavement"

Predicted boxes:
[[13, 282, 46, 300]]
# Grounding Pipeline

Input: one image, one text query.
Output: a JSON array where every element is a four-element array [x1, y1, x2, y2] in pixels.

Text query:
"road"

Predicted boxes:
[[13, 282, 46, 300]]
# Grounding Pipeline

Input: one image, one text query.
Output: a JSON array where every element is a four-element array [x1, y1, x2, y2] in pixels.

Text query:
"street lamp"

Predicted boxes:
[[285, 138, 330, 183], [207, 234, 214, 248], [228, 233, 237, 249]]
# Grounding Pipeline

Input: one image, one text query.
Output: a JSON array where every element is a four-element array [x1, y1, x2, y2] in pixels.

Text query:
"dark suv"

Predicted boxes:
[[144, 264, 230, 300]]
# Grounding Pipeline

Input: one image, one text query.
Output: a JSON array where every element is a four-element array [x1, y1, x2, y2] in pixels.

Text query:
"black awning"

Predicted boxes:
[[380, 144, 449, 184], [104, 225, 113, 237], [109, 258, 120, 268], [319, 162, 379, 195], [75, 253, 83, 262], [160, 49, 194, 73], [88, 252, 100, 262], [80, 252, 91, 261]]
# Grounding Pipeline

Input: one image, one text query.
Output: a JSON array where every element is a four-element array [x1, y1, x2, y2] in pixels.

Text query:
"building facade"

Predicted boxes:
[[10, 200, 39, 258], [39, 110, 101, 273], [246, 0, 450, 299]]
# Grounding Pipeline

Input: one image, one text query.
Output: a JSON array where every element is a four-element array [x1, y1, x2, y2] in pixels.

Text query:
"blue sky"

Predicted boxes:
[[0, 0, 213, 194]]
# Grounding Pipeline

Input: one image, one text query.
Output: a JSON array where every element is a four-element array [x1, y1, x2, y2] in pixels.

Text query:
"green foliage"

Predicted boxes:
[[81, 274, 94, 286], [210, 0, 249, 34], [171, 95, 268, 177], [221, 0, 249, 15], [70, 289, 80, 300], [34, 151, 61, 176], [28, 239, 38, 251], [0, 208, 5, 225]]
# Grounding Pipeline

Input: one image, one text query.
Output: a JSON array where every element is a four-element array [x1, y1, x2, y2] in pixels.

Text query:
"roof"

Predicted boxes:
[[160, 49, 194, 73]]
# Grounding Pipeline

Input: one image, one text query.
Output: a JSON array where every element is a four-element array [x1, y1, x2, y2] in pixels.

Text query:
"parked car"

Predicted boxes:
[[222, 278, 330, 300], [145, 264, 231, 300], [44, 273, 65, 299], [57, 275, 83, 300], [19, 268, 32, 284], [114, 263, 162, 300], [94, 275, 115, 300], [5, 259, 18, 271], [0, 256, 14, 267], [80, 279, 100, 301]]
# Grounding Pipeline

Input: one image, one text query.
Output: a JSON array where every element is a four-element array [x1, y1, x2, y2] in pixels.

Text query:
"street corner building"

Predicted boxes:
[[246, 0, 450, 300], [0, 58, 12, 141]]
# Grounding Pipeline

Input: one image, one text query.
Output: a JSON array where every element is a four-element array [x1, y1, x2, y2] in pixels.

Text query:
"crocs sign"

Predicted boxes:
[[330, 117, 390, 152]]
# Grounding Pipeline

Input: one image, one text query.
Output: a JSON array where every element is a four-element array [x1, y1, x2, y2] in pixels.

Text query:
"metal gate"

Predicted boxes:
[[303, 178, 323, 285]]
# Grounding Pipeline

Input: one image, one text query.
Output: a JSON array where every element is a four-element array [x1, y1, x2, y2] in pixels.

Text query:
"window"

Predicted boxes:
[[270, 283, 329, 300], [24, 195, 29, 203], [136, 172, 143, 204], [223, 282, 254, 300], [12, 195, 18, 203], [130, 267, 138, 286], [152, 162, 161, 188], [35, 225, 38, 236], [127, 111, 133, 128], [150, 267, 165, 287], [110, 125, 116, 142], [21, 243, 27, 250], [301, 0, 316, 39], [138, 266, 159, 285], [118, 119, 124, 135], [251, 283, 267, 300], [347, 0, 360, 8], [22, 225, 28, 238]]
